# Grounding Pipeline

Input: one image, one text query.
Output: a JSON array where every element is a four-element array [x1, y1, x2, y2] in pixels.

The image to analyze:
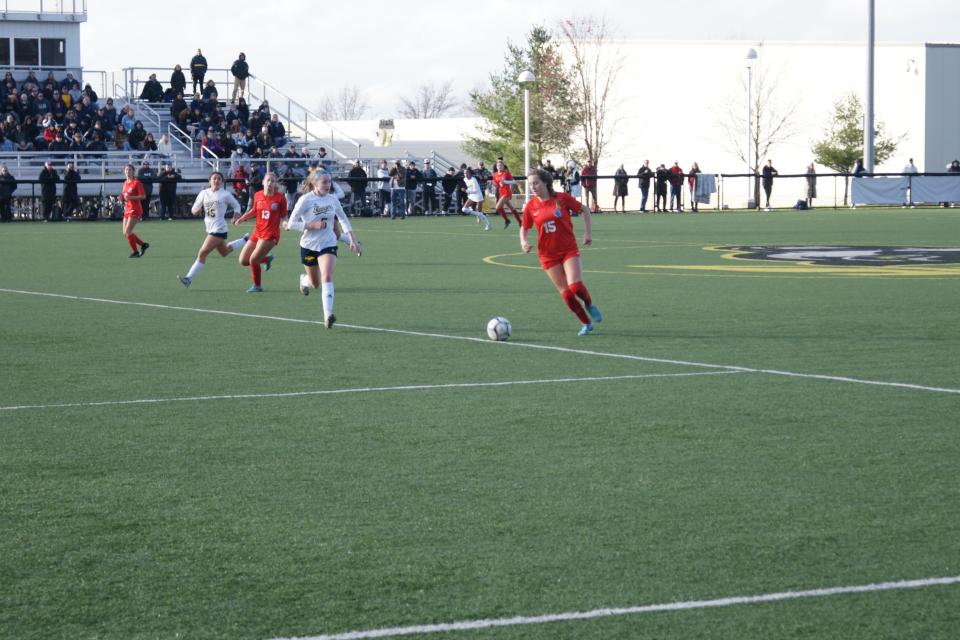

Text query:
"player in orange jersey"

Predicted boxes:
[[120, 163, 150, 258], [233, 172, 287, 292], [491, 159, 521, 228], [519, 168, 602, 336]]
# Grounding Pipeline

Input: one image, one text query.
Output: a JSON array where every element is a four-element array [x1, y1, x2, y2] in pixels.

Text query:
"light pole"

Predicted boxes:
[[745, 47, 758, 209], [518, 69, 535, 202]]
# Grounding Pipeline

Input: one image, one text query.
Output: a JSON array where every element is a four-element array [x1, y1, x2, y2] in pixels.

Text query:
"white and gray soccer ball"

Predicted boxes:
[[486, 317, 511, 341]]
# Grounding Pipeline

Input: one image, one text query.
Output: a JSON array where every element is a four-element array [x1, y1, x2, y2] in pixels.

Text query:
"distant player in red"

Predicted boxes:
[[233, 172, 286, 292], [491, 159, 520, 227], [520, 168, 602, 336], [121, 163, 149, 258]]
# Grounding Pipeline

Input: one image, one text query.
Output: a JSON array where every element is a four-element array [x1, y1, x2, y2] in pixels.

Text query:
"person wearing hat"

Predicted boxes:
[[158, 161, 180, 220], [38, 160, 59, 221], [404, 160, 420, 215], [230, 52, 249, 102], [137, 160, 156, 218], [139, 73, 164, 103], [347, 160, 368, 215]]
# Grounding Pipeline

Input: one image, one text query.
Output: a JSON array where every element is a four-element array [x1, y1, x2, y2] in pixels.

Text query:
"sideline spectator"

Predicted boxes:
[[137, 160, 156, 216], [38, 160, 59, 221], [474, 160, 492, 213], [404, 160, 421, 215], [687, 162, 701, 212], [636, 160, 653, 212], [171, 65, 186, 97], [581, 159, 599, 212], [376, 159, 391, 215], [441, 166, 457, 215], [566, 160, 581, 199], [231, 52, 249, 102], [612, 163, 628, 213], [190, 48, 208, 94], [761, 159, 778, 210], [669, 161, 684, 212], [158, 161, 180, 220], [422, 159, 438, 215], [62, 161, 81, 218], [347, 160, 367, 215], [654, 163, 669, 212], [901, 157, 918, 208], [140, 74, 164, 103], [806, 162, 817, 209], [0, 164, 16, 222]]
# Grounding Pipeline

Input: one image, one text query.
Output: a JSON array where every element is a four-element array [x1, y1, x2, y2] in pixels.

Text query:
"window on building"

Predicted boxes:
[[41, 39, 66, 67], [14, 38, 39, 66], [0, 38, 10, 67]]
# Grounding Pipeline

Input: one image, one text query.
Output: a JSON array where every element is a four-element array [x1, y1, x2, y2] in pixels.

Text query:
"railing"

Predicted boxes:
[[133, 100, 162, 135], [167, 122, 194, 158], [119, 66, 362, 160], [1, 0, 87, 18], [0, 150, 179, 179]]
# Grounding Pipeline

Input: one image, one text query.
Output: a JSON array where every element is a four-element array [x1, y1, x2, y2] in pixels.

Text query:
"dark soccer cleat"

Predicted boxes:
[[129, 251, 141, 258], [139, 242, 149, 256], [325, 313, 336, 329]]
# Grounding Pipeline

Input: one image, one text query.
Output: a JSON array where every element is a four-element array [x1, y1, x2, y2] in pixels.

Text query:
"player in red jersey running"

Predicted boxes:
[[233, 172, 286, 292], [491, 159, 520, 228], [120, 163, 150, 258], [519, 168, 602, 336]]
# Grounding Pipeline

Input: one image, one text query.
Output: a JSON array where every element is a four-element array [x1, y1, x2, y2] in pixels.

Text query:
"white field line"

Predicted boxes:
[[270, 575, 960, 640], [3, 288, 960, 395], [0, 372, 738, 412]]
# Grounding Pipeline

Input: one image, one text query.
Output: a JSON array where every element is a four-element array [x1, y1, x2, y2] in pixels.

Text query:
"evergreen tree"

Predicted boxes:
[[812, 92, 900, 205], [465, 27, 578, 175]]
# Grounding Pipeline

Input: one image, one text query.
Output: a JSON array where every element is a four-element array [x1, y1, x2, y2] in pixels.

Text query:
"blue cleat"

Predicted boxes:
[[577, 323, 594, 337], [242, 233, 250, 242], [177, 275, 191, 287], [247, 285, 263, 293], [264, 254, 274, 271], [586, 304, 602, 323]]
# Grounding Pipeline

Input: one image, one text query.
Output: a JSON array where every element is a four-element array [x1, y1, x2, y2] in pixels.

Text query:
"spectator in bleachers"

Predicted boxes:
[[68, 81, 83, 105], [103, 98, 117, 126], [128, 120, 147, 150], [256, 125, 273, 150], [170, 92, 188, 124], [190, 48, 208, 94], [50, 131, 69, 152], [120, 106, 137, 132], [219, 131, 235, 157], [315, 146, 334, 172], [69, 131, 85, 153], [236, 98, 249, 126], [62, 161, 81, 218], [267, 114, 285, 147], [14, 122, 33, 151], [114, 123, 130, 151], [140, 74, 164, 103], [142, 132, 158, 153], [231, 52, 249, 102], [0, 134, 12, 153], [157, 132, 172, 157], [51, 90, 67, 120], [82, 84, 98, 105], [202, 80, 218, 101], [0, 163, 15, 222], [189, 92, 203, 113], [21, 71, 40, 92], [59, 72, 77, 93], [85, 131, 106, 156], [171, 65, 187, 97], [38, 160, 59, 221]]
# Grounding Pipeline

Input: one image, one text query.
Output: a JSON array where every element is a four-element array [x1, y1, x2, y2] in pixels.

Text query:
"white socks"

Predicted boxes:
[[321, 282, 334, 319], [227, 236, 247, 251], [185, 260, 204, 280]]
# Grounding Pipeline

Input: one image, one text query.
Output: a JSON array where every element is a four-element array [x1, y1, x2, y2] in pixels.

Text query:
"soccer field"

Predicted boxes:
[[2, 209, 959, 639]]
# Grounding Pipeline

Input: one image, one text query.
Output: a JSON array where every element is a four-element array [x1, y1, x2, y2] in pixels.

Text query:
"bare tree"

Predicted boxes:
[[715, 64, 800, 206], [557, 16, 623, 165], [318, 84, 369, 121], [396, 81, 459, 119]]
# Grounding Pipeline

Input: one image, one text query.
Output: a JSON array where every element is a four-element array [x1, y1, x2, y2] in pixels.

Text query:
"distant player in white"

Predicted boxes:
[[286, 171, 361, 328], [461, 167, 490, 230], [177, 172, 248, 287]]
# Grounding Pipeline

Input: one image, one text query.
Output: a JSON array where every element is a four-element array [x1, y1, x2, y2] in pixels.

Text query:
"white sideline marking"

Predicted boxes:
[[0, 372, 737, 412], [3, 288, 960, 395], [271, 575, 960, 640]]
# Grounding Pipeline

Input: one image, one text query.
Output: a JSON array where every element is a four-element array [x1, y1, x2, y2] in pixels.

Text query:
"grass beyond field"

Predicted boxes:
[[2, 208, 959, 640]]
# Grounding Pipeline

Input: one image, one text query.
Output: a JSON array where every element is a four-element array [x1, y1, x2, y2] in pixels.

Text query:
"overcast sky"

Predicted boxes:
[[79, 0, 959, 117]]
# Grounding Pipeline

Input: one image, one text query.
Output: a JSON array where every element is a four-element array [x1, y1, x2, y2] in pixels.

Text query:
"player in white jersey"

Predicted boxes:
[[286, 171, 361, 328], [461, 167, 490, 230], [177, 172, 248, 287]]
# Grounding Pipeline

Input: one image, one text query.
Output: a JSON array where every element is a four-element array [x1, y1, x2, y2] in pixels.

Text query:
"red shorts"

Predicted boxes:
[[498, 187, 512, 200], [250, 231, 280, 245], [539, 248, 580, 270], [123, 213, 141, 220]]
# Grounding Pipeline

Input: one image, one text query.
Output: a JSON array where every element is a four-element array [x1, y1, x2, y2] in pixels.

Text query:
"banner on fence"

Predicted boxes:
[[910, 176, 960, 204], [851, 177, 908, 205]]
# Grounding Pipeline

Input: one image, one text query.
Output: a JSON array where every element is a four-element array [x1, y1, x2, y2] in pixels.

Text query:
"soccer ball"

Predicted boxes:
[[486, 317, 511, 341]]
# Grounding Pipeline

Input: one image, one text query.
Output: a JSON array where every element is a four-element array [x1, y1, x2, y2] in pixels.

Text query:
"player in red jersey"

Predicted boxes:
[[120, 164, 150, 258], [491, 159, 520, 228], [520, 168, 602, 336], [233, 172, 286, 292]]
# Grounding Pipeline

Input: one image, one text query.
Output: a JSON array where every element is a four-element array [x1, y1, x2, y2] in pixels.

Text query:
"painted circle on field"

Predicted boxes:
[[718, 246, 960, 267]]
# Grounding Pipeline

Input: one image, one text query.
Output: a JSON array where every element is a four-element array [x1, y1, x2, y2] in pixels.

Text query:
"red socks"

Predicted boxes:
[[496, 207, 509, 222], [251, 263, 262, 286], [126, 235, 140, 252], [569, 281, 592, 307], [561, 289, 591, 324], [512, 209, 522, 223]]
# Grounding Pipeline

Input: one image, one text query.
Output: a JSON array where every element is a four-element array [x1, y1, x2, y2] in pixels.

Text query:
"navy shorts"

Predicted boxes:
[[301, 245, 338, 266], [209, 231, 229, 239]]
